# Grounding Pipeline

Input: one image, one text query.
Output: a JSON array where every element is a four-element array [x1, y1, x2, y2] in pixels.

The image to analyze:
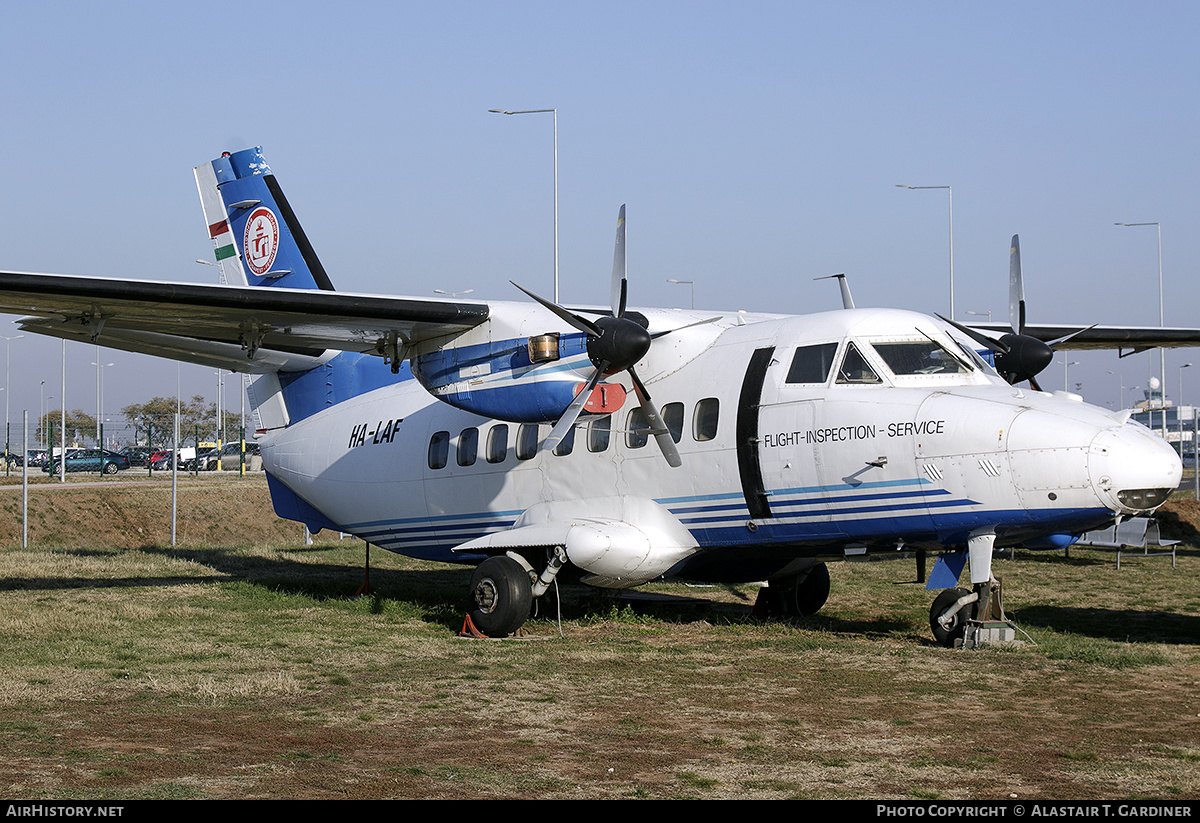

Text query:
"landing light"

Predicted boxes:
[[1117, 488, 1172, 510]]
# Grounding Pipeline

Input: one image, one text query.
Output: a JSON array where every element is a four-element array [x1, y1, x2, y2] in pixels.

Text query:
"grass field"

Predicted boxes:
[[1, 478, 1199, 799]]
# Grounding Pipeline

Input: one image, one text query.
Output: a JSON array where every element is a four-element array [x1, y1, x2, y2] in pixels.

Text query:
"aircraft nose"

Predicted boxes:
[[1088, 424, 1182, 514]]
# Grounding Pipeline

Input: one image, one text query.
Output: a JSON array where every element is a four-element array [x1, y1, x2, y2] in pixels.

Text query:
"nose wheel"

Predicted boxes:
[[929, 587, 973, 646]]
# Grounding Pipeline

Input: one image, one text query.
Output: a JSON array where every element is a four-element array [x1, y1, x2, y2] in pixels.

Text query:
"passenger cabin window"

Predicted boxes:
[[835, 343, 882, 384], [693, 398, 719, 441], [486, 424, 508, 463], [873, 340, 971, 376], [428, 431, 450, 469], [626, 408, 649, 449], [457, 427, 479, 466], [516, 423, 540, 460], [553, 425, 575, 456], [662, 402, 684, 443], [786, 342, 838, 384], [587, 415, 611, 453]]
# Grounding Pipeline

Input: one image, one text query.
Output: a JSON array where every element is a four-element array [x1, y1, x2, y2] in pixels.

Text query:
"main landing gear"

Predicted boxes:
[[753, 563, 831, 619], [464, 548, 567, 638], [928, 528, 1013, 648], [466, 556, 533, 637]]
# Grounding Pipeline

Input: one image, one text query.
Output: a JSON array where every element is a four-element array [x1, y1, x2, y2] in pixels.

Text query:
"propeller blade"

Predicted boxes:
[[649, 316, 724, 340], [611, 205, 627, 318], [630, 366, 682, 468], [937, 313, 1009, 355], [1009, 234, 1026, 335], [510, 281, 601, 336], [543, 363, 607, 453], [1045, 324, 1098, 350]]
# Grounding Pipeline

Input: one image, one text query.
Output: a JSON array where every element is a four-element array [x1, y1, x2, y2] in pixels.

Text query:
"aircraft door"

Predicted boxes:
[[744, 344, 836, 539]]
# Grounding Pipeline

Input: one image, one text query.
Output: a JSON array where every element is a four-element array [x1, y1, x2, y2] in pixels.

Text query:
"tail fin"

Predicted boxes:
[[194, 147, 334, 291]]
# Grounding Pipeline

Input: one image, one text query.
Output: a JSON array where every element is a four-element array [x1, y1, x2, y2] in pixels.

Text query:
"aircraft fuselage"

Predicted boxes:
[[259, 305, 1181, 589]]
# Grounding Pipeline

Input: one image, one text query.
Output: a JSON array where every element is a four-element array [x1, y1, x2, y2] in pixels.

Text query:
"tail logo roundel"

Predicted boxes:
[[243, 207, 280, 276]]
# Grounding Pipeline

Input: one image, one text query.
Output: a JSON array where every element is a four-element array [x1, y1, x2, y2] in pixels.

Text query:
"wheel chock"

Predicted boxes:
[[459, 615, 489, 638]]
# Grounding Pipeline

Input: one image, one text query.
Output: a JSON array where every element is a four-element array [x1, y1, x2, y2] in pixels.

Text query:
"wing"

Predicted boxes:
[[0, 270, 489, 372], [967, 321, 1200, 355]]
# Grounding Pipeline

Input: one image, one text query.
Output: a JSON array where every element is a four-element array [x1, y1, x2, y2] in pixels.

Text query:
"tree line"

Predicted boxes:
[[30, 395, 247, 450]]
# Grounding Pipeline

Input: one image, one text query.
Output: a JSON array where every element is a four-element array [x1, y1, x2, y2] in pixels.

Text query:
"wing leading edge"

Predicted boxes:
[[966, 322, 1200, 356]]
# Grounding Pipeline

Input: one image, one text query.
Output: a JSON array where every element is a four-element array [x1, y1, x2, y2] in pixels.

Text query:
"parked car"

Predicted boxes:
[[43, 449, 131, 475], [149, 450, 177, 471], [118, 445, 153, 467], [201, 442, 260, 470], [4, 449, 38, 467], [182, 449, 218, 472]]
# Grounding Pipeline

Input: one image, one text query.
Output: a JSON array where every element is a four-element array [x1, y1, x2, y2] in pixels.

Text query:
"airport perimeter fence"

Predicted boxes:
[[4, 410, 259, 476]]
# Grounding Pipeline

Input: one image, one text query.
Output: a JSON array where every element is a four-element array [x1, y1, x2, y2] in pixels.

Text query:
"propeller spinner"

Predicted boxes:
[[512, 205, 683, 467]]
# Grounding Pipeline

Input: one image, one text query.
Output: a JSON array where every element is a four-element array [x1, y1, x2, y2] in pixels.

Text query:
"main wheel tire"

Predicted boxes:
[[468, 556, 533, 638], [792, 563, 830, 616], [103, 462, 118, 475], [760, 564, 831, 618], [929, 587, 972, 647]]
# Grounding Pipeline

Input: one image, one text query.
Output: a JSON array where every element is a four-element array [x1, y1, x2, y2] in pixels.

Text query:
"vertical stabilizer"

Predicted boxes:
[[193, 147, 334, 291]]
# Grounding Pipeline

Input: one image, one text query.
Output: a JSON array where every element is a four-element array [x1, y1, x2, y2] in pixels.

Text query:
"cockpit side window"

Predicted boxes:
[[874, 341, 971, 375], [786, 342, 839, 384], [835, 343, 882, 384]]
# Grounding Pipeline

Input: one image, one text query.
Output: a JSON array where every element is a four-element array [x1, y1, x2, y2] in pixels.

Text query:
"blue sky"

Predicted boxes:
[[2, 1, 1198, 432]]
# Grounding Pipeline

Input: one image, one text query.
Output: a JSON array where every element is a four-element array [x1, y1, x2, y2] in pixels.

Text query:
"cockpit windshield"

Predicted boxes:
[[872, 340, 972, 376]]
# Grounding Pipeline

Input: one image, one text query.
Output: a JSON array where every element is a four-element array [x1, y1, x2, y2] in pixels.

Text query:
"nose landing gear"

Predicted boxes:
[[928, 528, 1017, 648]]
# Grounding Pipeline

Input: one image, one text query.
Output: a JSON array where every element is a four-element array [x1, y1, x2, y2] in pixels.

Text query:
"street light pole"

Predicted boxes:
[[898, 184, 954, 319], [1115, 221, 1165, 437], [490, 108, 558, 301], [1064, 360, 1080, 393]]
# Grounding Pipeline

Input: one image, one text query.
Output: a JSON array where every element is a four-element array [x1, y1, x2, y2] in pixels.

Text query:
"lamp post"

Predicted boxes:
[[666, 279, 695, 309], [490, 108, 558, 302], [897, 184, 954, 318], [1107, 370, 1124, 411], [1115, 221, 1165, 437], [1064, 360, 1080, 393]]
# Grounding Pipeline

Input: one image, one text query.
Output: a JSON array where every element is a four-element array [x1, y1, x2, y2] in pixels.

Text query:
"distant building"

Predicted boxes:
[[1128, 381, 1195, 459]]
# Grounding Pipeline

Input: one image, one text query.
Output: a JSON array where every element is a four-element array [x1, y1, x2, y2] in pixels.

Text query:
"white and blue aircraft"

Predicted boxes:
[[0, 147, 1191, 644]]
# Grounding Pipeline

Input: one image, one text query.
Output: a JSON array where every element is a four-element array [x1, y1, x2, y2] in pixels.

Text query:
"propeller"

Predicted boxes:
[[939, 234, 1093, 391], [512, 205, 683, 467]]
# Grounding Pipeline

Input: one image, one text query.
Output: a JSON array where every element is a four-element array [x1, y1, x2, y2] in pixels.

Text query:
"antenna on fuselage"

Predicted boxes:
[[815, 273, 855, 309]]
